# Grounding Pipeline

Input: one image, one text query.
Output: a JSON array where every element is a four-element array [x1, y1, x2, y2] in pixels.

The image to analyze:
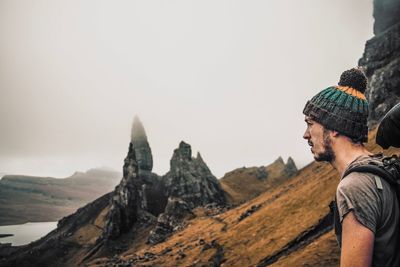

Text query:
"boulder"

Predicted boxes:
[[147, 197, 195, 244]]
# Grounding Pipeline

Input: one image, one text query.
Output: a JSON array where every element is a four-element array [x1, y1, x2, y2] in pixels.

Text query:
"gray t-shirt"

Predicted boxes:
[[336, 154, 400, 267]]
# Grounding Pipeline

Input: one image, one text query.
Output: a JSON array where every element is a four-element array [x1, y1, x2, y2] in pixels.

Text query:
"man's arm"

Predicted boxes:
[[341, 211, 374, 267]]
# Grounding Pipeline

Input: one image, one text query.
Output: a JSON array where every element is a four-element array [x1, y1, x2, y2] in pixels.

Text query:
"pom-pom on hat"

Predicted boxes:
[[303, 68, 369, 143]]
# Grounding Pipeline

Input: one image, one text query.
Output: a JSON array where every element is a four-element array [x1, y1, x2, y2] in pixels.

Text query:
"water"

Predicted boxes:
[[0, 222, 57, 246]]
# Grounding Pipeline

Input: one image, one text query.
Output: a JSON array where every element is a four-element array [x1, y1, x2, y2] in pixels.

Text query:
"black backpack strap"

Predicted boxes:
[[330, 199, 342, 247], [343, 164, 397, 187]]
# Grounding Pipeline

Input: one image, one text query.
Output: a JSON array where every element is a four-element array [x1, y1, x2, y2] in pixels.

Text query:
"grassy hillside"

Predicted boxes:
[[220, 157, 297, 205]]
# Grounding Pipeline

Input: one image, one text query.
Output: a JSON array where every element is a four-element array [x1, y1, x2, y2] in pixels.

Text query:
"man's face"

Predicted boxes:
[[303, 116, 335, 162]]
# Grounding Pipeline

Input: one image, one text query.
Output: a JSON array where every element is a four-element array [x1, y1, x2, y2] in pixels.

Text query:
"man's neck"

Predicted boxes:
[[330, 142, 372, 177]]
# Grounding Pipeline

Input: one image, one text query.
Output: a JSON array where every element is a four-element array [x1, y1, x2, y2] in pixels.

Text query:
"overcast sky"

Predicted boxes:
[[0, 0, 374, 178]]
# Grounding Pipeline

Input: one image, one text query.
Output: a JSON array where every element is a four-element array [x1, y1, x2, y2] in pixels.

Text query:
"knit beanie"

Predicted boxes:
[[303, 68, 369, 143]]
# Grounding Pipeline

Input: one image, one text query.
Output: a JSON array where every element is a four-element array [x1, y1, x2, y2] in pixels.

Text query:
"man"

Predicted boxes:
[[302, 68, 400, 267]]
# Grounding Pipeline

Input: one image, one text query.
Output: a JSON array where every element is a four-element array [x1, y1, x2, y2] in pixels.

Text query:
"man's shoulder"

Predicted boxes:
[[338, 171, 377, 193]]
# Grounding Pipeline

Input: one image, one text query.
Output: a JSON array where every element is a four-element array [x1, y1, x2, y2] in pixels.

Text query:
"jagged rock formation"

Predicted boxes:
[[101, 119, 158, 240], [284, 157, 298, 177], [146, 142, 226, 244], [130, 116, 165, 216], [102, 142, 157, 240], [102, 121, 225, 242], [163, 142, 226, 209], [272, 156, 298, 178], [359, 0, 400, 127]]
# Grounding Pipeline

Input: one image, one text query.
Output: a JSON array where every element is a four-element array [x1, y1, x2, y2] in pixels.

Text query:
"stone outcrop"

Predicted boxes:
[[131, 116, 166, 216], [359, 0, 400, 127], [284, 157, 298, 177], [163, 142, 226, 209], [270, 156, 297, 177], [102, 143, 152, 239], [102, 117, 170, 240], [147, 142, 226, 244]]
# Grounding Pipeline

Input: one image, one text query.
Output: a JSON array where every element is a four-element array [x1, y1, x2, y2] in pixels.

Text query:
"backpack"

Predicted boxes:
[[332, 102, 400, 243], [332, 154, 400, 244]]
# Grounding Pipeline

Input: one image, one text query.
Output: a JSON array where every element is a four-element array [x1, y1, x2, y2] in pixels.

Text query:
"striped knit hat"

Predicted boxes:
[[303, 68, 369, 143]]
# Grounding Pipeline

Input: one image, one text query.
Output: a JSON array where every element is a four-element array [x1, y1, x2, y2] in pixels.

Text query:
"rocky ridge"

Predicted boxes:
[[102, 118, 227, 243], [360, 0, 400, 126]]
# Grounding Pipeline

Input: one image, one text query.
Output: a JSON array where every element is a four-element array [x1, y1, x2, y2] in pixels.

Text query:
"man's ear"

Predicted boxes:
[[331, 130, 340, 138]]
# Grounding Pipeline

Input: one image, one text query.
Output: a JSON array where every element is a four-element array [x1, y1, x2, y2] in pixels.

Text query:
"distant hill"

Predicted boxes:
[[220, 156, 297, 205], [0, 168, 121, 225]]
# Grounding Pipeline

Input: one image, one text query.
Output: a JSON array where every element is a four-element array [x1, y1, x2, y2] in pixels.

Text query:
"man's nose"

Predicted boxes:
[[303, 129, 310, 140]]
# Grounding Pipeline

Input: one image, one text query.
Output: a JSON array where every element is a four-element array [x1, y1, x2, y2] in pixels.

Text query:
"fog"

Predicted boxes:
[[0, 0, 373, 178]]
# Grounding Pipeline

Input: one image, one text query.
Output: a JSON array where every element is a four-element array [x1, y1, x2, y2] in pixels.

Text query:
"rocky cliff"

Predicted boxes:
[[360, 0, 400, 126]]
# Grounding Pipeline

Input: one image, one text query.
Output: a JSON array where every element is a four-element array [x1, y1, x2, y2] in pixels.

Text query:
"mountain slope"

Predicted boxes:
[[220, 156, 297, 205]]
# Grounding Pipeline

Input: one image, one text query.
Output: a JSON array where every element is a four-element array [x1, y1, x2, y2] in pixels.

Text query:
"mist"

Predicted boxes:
[[0, 0, 373, 178]]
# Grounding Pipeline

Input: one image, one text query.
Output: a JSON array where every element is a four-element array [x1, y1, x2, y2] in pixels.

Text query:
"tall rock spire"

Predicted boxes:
[[102, 143, 146, 239], [131, 115, 153, 173], [102, 117, 157, 240]]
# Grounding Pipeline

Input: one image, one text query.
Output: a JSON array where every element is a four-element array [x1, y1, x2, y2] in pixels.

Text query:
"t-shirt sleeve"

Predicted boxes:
[[336, 172, 382, 234]]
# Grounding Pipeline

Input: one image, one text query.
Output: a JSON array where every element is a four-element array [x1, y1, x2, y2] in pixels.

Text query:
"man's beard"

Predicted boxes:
[[314, 129, 335, 163]]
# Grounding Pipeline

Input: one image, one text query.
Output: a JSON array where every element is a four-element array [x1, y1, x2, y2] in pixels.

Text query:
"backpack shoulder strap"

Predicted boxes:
[[343, 164, 397, 187]]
